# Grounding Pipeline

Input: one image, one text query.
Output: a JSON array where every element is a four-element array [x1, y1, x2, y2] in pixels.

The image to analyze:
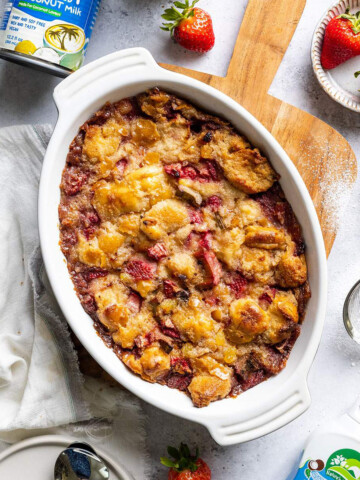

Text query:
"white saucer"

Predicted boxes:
[[312, 0, 360, 112], [0, 435, 134, 480]]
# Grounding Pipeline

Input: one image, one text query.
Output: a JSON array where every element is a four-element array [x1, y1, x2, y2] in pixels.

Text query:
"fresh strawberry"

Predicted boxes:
[[161, 444, 211, 480], [161, 0, 215, 53], [321, 9, 360, 69]]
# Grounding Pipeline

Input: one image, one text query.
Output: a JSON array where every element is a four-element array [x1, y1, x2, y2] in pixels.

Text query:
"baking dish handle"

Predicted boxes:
[[53, 48, 160, 110], [207, 378, 311, 446]]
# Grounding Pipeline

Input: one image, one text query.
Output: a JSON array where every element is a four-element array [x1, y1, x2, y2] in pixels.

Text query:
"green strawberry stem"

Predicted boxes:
[[355, 71, 360, 78], [161, 0, 200, 36], [339, 8, 360, 34], [160, 443, 200, 473]]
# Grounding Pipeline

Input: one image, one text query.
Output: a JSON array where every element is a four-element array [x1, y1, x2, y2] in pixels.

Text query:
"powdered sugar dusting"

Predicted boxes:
[[297, 140, 355, 235]]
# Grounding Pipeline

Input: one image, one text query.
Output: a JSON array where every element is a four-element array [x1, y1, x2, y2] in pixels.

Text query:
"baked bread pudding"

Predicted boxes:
[[59, 88, 310, 407]]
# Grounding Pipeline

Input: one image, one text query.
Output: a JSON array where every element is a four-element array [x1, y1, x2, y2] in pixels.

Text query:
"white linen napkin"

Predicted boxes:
[[0, 124, 150, 478]]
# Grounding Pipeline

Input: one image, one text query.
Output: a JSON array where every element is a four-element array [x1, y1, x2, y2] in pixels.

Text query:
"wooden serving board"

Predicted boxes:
[[76, 0, 356, 379], [162, 0, 357, 257]]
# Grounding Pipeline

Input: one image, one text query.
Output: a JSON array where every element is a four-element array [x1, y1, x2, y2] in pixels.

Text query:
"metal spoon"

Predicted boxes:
[[343, 279, 360, 344], [54, 441, 109, 480]]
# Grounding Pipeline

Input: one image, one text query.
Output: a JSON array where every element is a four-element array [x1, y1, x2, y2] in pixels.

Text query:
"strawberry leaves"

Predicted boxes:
[[161, 443, 200, 472], [339, 8, 360, 35], [355, 71, 360, 91], [161, 0, 200, 35], [173, 1, 198, 8]]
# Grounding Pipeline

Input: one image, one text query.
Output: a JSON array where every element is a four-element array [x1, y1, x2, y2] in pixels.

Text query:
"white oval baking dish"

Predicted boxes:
[[39, 47, 327, 446]]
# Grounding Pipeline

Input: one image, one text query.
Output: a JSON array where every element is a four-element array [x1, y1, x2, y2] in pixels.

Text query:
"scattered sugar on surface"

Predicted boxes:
[[297, 139, 354, 235]]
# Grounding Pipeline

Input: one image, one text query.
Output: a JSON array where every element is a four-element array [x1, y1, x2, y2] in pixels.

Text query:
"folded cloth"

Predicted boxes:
[[0, 125, 149, 477]]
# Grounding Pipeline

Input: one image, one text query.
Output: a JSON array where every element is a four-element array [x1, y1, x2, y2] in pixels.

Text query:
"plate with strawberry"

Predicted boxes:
[[312, 0, 360, 112]]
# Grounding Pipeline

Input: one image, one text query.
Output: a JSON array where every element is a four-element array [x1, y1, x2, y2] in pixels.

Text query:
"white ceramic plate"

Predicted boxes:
[[312, 0, 360, 112], [0, 435, 134, 479], [39, 48, 327, 446]]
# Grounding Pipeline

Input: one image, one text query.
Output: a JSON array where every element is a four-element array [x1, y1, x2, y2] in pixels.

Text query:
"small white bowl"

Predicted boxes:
[[312, 0, 360, 112]]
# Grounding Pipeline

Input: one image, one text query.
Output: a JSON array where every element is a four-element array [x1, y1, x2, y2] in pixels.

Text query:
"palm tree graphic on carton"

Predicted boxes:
[[48, 25, 80, 51]]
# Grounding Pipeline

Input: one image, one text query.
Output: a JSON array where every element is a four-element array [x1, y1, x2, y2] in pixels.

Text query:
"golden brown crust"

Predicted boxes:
[[276, 250, 307, 288], [59, 88, 310, 408], [220, 149, 279, 194]]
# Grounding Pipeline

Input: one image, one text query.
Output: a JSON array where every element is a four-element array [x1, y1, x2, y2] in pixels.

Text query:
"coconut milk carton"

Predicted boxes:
[[0, 0, 101, 76]]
